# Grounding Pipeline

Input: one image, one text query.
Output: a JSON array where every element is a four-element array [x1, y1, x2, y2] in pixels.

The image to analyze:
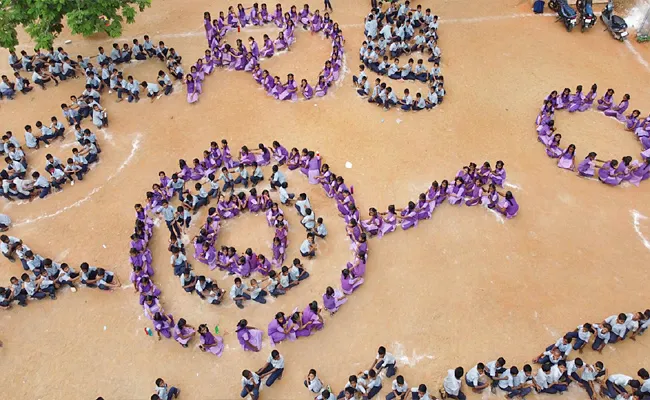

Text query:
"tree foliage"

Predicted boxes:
[[0, 0, 151, 50]]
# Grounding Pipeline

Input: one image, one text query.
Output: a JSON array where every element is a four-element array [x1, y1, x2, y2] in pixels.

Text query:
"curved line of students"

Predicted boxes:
[[128, 140, 334, 332], [535, 85, 650, 187], [202, 3, 345, 101], [0, 90, 103, 202], [353, 0, 446, 111], [0, 235, 120, 310], [304, 311, 650, 400], [354, 161, 517, 241]]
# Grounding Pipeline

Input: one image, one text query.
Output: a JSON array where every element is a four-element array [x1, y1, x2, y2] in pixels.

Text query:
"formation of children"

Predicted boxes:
[[353, 1, 446, 110], [202, 3, 345, 101], [129, 140, 366, 345], [304, 311, 650, 400], [360, 160, 518, 235], [0, 235, 120, 309], [536, 85, 650, 187], [4, 37, 181, 104]]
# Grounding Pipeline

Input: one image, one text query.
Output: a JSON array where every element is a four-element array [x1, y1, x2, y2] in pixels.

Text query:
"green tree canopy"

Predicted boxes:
[[0, 0, 151, 50]]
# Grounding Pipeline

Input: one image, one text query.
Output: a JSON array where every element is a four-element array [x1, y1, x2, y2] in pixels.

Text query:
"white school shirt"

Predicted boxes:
[[145, 83, 160, 95], [549, 365, 562, 383], [608, 374, 632, 386], [466, 366, 481, 386], [0, 214, 11, 227], [581, 365, 597, 381], [402, 94, 413, 105], [73, 154, 88, 166], [316, 222, 328, 236], [498, 370, 513, 389], [279, 273, 290, 288], [624, 313, 639, 332], [416, 98, 426, 109], [288, 265, 302, 281], [577, 325, 592, 342], [365, 19, 378, 37], [180, 271, 195, 286], [640, 379, 650, 393], [307, 376, 323, 393], [296, 198, 311, 215], [0, 236, 20, 254], [387, 63, 399, 76], [380, 24, 392, 40], [272, 170, 286, 184], [344, 383, 366, 395], [126, 79, 140, 93], [143, 40, 154, 50], [279, 187, 290, 203], [0, 81, 11, 92], [229, 283, 247, 299], [535, 369, 550, 389], [300, 239, 312, 254], [554, 338, 572, 356], [368, 375, 382, 389], [194, 278, 211, 293], [161, 205, 175, 221], [486, 360, 499, 377], [51, 169, 66, 180], [392, 379, 409, 393], [565, 360, 579, 376], [398, 4, 409, 16], [395, 26, 405, 40], [253, 166, 263, 178], [171, 253, 187, 267], [249, 284, 263, 299], [605, 315, 627, 338], [356, 71, 367, 84], [514, 371, 531, 387], [168, 178, 185, 189], [400, 63, 411, 77], [242, 372, 260, 388], [359, 46, 367, 58], [209, 179, 220, 191], [415, 64, 427, 74], [268, 355, 285, 369], [405, 24, 414, 36], [360, 80, 370, 95], [48, 63, 62, 74], [160, 74, 171, 86], [110, 48, 121, 61], [387, 91, 398, 103], [443, 370, 461, 395], [32, 71, 43, 82], [24, 132, 38, 148], [14, 77, 25, 91], [302, 213, 315, 229], [98, 271, 114, 286], [23, 279, 38, 296]]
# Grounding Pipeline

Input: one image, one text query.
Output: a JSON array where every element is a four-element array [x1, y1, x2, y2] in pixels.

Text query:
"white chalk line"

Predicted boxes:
[[391, 341, 435, 367], [14, 133, 142, 227], [631, 209, 650, 250], [624, 40, 650, 71]]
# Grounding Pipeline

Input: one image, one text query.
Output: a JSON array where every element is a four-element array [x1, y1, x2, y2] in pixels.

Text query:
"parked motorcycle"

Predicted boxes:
[[601, 0, 629, 41], [548, 0, 578, 32], [576, 0, 596, 32]]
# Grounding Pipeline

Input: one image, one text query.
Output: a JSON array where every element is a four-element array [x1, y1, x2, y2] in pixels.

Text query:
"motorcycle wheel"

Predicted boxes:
[[548, 0, 559, 11], [567, 23, 574, 32]]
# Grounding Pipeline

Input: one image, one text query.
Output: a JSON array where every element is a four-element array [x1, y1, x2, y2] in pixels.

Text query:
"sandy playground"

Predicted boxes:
[[1, 0, 650, 399]]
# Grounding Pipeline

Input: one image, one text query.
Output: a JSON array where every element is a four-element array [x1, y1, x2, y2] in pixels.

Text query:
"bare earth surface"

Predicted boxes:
[[1, 0, 650, 399]]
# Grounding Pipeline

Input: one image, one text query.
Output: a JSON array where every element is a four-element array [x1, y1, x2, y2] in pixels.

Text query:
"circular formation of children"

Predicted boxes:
[[535, 85, 650, 186], [0, 34, 188, 202], [201, 2, 344, 102], [354, 0, 446, 110]]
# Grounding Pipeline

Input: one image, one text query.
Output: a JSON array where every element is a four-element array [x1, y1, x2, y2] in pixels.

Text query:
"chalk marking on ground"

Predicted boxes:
[[391, 341, 435, 367], [13, 134, 142, 227], [631, 209, 650, 250], [504, 182, 522, 191], [624, 40, 650, 71]]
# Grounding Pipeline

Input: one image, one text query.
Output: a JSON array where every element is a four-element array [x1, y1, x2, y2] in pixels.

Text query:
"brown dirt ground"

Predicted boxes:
[[1, 0, 650, 399]]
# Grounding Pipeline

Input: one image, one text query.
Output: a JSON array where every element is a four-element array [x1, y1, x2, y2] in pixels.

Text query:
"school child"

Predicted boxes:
[[24, 124, 49, 149], [249, 161, 264, 186], [196, 275, 224, 305], [257, 350, 285, 387], [241, 370, 261, 400], [300, 232, 316, 258], [444, 367, 466, 400], [193, 182, 209, 213], [13, 71, 32, 94], [22, 273, 48, 300], [565, 323, 594, 352], [369, 346, 397, 377], [534, 334, 573, 363], [58, 263, 80, 291], [230, 277, 251, 309], [266, 270, 285, 297], [486, 357, 507, 393], [170, 246, 188, 276], [32, 66, 58, 89], [313, 217, 328, 238], [198, 324, 224, 356], [508, 364, 534, 399], [0, 235, 21, 262], [601, 374, 640, 399], [152, 378, 180, 400], [399, 89, 413, 111], [248, 278, 268, 304], [353, 64, 367, 86], [465, 363, 489, 393], [179, 268, 196, 293]]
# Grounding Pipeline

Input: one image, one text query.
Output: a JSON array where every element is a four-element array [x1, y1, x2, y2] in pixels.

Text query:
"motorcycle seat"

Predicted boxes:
[[584, 4, 593, 15], [612, 15, 627, 29], [560, 3, 577, 18]]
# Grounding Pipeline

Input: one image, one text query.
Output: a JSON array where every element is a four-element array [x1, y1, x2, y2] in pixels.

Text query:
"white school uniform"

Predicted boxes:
[[307, 376, 323, 393], [443, 370, 462, 395], [466, 366, 481, 386], [604, 315, 627, 339]]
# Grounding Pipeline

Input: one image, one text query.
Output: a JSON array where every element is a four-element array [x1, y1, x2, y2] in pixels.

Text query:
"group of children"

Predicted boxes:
[[0, 235, 120, 309], [202, 3, 345, 101], [4, 36, 182, 107], [301, 313, 650, 400], [353, 0, 446, 110], [355, 160, 518, 241], [439, 309, 650, 400], [536, 85, 650, 187]]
